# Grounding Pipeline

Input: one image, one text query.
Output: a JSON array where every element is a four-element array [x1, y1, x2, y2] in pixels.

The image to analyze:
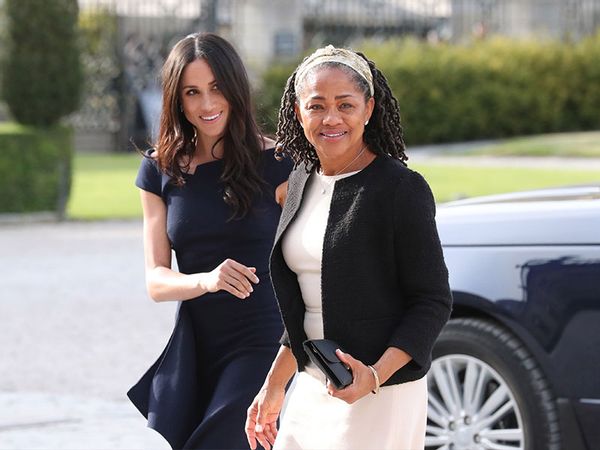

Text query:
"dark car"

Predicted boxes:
[[426, 185, 600, 450]]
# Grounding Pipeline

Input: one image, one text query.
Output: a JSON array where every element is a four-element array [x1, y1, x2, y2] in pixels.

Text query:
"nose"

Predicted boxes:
[[322, 107, 342, 126], [199, 93, 215, 111]]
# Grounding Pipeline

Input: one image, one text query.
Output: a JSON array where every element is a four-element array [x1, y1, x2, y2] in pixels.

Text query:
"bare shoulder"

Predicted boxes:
[[261, 136, 276, 150]]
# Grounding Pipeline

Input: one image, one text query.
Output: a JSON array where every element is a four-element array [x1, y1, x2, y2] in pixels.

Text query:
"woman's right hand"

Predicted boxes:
[[197, 258, 259, 299], [245, 385, 285, 450]]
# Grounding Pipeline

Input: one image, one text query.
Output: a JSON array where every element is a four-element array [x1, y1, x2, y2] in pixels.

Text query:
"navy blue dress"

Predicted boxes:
[[127, 148, 292, 449]]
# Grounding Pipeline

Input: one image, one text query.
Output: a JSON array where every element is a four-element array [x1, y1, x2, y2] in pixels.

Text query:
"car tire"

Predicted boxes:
[[425, 317, 561, 450]]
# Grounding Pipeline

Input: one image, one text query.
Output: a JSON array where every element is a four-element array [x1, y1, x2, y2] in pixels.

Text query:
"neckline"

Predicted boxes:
[[316, 169, 361, 180], [314, 153, 381, 182], [182, 146, 277, 176], [309, 154, 383, 196], [183, 157, 223, 176]]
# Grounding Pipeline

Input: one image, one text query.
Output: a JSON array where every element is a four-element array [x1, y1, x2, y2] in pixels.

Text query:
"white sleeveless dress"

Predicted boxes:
[[275, 170, 428, 450]]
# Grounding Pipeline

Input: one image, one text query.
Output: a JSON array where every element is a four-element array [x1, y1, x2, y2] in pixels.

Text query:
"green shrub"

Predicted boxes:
[[0, 123, 72, 216], [255, 61, 299, 134], [360, 38, 574, 144], [570, 33, 600, 130], [1, 0, 82, 126], [257, 35, 600, 144]]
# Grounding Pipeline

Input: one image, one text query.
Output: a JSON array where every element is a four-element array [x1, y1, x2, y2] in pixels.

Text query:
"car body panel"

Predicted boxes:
[[435, 185, 600, 449]]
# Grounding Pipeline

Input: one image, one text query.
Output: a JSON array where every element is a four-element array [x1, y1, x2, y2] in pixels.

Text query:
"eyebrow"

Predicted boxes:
[[308, 94, 356, 100], [181, 80, 217, 89]]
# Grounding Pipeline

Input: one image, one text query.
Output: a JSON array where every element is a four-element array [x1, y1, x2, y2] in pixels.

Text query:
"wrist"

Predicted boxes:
[[264, 373, 289, 392], [193, 273, 207, 292], [367, 365, 381, 395]]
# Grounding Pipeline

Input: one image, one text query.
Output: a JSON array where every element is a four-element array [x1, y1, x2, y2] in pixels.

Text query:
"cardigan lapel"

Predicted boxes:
[[273, 163, 312, 247]]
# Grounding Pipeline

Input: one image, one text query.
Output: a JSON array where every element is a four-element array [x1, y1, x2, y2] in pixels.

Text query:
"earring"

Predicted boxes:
[[365, 120, 369, 126]]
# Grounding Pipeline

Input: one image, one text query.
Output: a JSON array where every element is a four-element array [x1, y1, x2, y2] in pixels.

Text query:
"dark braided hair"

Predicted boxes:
[[275, 50, 407, 171]]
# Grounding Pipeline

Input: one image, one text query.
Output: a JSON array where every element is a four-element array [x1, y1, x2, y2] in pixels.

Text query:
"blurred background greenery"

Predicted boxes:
[[258, 35, 600, 143], [1, 0, 599, 220], [68, 132, 600, 220]]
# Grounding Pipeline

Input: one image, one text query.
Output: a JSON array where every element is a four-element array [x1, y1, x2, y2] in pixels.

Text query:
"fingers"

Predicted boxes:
[[254, 402, 269, 450], [275, 180, 288, 206], [263, 422, 278, 448], [222, 273, 253, 299], [246, 399, 278, 450], [328, 380, 358, 404], [328, 350, 371, 404], [255, 427, 271, 450], [255, 422, 277, 450], [254, 402, 280, 450], [215, 259, 260, 299], [226, 259, 260, 284], [335, 349, 356, 368], [245, 402, 258, 450]]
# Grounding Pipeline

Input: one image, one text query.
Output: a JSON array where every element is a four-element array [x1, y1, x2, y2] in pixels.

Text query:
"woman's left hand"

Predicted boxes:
[[275, 180, 288, 207], [327, 349, 376, 404]]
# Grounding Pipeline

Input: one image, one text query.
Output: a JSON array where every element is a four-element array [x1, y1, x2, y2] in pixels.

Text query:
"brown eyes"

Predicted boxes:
[[182, 86, 220, 96], [307, 103, 354, 111]]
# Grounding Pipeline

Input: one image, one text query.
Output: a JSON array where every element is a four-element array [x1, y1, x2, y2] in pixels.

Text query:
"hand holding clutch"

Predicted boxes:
[[302, 339, 353, 389]]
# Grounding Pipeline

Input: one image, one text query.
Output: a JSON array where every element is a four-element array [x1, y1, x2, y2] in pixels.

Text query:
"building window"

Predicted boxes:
[[274, 31, 298, 58]]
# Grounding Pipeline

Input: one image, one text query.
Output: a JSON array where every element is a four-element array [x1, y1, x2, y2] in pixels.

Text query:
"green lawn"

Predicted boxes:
[[67, 153, 142, 220], [461, 131, 600, 157], [412, 163, 599, 203], [67, 151, 600, 220]]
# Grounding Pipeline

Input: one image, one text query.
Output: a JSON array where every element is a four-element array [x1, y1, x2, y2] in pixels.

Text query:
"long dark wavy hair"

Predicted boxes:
[[155, 32, 265, 218], [275, 50, 408, 171]]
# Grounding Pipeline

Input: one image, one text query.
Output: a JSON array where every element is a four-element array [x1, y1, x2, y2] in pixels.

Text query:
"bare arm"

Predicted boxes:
[[262, 345, 298, 391], [141, 189, 259, 302], [246, 345, 297, 450]]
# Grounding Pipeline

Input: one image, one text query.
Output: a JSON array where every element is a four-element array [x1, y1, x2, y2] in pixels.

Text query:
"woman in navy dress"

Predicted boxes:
[[127, 32, 291, 449]]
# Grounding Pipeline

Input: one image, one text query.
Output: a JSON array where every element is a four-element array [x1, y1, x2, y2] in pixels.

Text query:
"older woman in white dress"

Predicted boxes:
[[245, 45, 452, 450]]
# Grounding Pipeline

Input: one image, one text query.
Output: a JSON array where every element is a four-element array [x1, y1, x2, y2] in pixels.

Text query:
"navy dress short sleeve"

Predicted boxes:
[[128, 148, 292, 450], [135, 155, 164, 197]]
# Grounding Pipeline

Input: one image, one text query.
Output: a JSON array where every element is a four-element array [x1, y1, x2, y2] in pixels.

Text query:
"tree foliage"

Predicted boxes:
[[2, 0, 83, 126], [258, 35, 600, 144]]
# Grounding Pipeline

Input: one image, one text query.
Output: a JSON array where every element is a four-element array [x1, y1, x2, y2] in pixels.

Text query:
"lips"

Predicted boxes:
[[320, 131, 347, 138], [200, 112, 222, 122]]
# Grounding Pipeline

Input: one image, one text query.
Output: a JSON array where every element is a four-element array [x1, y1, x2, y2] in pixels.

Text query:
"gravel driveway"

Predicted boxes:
[[0, 220, 176, 449], [2, 152, 598, 449]]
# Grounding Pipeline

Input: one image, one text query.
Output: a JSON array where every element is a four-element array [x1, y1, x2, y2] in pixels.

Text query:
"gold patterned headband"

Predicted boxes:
[[294, 45, 374, 97]]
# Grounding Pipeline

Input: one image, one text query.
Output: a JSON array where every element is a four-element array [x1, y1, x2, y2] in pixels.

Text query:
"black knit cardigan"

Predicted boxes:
[[269, 154, 452, 386]]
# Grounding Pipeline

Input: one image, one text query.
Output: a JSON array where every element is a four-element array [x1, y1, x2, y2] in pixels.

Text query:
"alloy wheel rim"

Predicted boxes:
[[425, 354, 525, 450]]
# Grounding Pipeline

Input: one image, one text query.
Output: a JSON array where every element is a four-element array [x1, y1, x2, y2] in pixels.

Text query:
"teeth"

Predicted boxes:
[[323, 132, 345, 137], [202, 112, 221, 121]]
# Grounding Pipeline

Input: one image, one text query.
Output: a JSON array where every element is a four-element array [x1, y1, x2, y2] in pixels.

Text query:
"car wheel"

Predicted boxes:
[[425, 318, 561, 450]]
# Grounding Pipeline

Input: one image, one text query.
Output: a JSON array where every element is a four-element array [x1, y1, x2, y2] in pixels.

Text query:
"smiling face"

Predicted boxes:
[[180, 58, 230, 151], [295, 65, 374, 167]]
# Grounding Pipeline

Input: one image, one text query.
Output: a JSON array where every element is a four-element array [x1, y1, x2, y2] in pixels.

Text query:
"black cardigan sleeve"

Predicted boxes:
[[387, 169, 452, 369]]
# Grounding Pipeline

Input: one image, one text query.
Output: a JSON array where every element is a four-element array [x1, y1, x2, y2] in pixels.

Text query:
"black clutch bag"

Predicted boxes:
[[302, 338, 353, 389]]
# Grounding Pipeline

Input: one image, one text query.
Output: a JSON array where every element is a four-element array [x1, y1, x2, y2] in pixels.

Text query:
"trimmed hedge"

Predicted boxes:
[[0, 123, 72, 216], [2, 0, 82, 127], [257, 35, 600, 144]]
